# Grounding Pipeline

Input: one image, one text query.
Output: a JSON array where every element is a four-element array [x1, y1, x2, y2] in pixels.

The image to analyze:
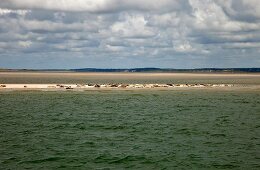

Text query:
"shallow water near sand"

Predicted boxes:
[[0, 89, 259, 169]]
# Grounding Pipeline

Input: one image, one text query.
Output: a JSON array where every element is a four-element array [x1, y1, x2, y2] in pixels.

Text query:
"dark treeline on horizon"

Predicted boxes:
[[1, 68, 260, 73], [72, 68, 260, 73]]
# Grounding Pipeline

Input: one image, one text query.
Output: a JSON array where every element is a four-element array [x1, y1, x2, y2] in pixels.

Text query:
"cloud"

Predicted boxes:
[[0, 8, 30, 16], [0, 0, 111, 12], [174, 41, 194, 52], [18, 40, 32, 48], [217, 0, 260, 22], [110, 13, 156, 38], [0, 0, 259, 69]]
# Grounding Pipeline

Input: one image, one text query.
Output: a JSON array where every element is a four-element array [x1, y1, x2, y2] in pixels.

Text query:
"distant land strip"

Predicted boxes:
[[0, 68, 260, 73]]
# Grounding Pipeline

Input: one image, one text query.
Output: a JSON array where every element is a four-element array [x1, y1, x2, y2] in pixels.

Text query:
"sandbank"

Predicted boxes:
[[0, 83, 234, 90]]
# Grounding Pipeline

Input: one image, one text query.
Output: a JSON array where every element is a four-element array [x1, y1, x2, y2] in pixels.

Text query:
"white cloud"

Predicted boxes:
[[110, 13, 156, 38], [174, 41, 194, 52], [0, 8, 29, 16], [18, 41, 32, 48], [105, 44, 126, 52]]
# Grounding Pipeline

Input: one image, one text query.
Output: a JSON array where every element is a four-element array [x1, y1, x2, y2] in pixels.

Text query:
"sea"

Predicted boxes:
[[0, 73, 259, 169]]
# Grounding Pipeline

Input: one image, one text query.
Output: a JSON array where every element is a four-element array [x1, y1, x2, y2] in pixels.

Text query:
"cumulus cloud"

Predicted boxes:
[[0, 0, 259, 69], [110, 13, 156, 38]]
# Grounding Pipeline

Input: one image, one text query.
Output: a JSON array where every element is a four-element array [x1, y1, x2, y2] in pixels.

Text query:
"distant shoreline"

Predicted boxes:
[[1, 67, 260, 73], [1, 71, 260, 75]]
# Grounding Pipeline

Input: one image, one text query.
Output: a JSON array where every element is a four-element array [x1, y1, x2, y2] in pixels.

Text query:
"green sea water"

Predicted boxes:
[[0, 90, 259, 169]]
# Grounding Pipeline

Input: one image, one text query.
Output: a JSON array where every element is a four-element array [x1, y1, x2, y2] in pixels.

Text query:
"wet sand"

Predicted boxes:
[[1, 72, 260, 85]]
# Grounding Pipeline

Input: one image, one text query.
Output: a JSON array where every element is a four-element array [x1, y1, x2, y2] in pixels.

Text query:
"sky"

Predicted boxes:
[[0, 0, 259, 69]]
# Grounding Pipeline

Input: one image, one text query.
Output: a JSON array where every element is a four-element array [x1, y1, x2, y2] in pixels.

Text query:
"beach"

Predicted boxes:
[[1, 72, 260, 84], [0, 83, 235, 90], [1, 72, 260, 91]]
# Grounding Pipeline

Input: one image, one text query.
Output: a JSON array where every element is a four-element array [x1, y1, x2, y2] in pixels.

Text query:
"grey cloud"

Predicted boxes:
[[0, 0, 188, 13], [217, 0, 260, 22]]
